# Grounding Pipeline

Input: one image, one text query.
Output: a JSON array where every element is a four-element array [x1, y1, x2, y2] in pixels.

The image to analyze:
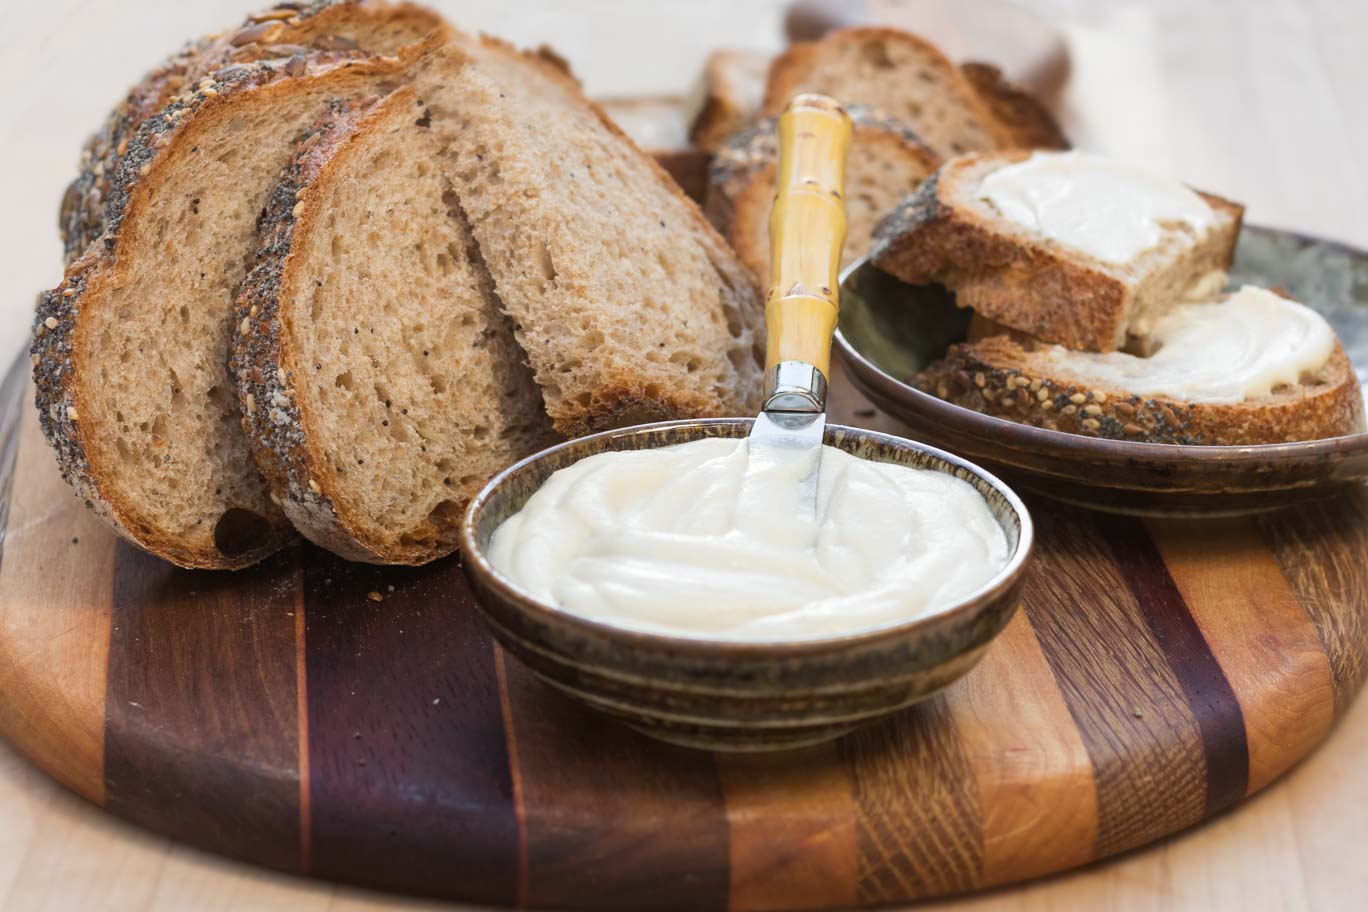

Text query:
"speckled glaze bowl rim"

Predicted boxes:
[[835, 226, 1368, 469], [459, 417, 1034, 658]]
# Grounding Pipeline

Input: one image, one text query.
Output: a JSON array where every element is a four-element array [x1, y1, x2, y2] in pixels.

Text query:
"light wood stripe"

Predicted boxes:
[[948, 610, 1098, 887], [846, 696, 983, 901], [1258, 491, 1368, 715], [1024, 507, 1208, 858], [0, 401, 114, 803], [1149, 516, 1336, 794], [719, 744, 857, 911]]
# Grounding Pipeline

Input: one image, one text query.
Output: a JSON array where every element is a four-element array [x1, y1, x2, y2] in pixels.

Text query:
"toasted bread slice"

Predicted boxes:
[[33, 44, 440, 569], [687, 49, 772, 152], [59, 0, 444, 262], [914, 302, 1365, 446], [598, 95, 709, 200], [871, 152, 1245, 352], [760, 27, 1065, 158], [408, 35, 765, 438], [234, 91, 553, 564], [706, 106, 940, 285]]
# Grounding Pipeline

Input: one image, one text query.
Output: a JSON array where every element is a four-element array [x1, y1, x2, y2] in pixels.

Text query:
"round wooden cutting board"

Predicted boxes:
[[0, 354, 1364, 909]]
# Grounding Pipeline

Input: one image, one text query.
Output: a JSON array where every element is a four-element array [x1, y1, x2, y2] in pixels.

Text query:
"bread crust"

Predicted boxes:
[[871, 153, 1246, 352], [706, 104, 940, 283], [688, 49, 771, 152], [34, 50, 433, 569], [232, 97, 394, 564], [760, 27, 1018, 153], [959, 62, 1068, 150], [59, 0, 444, 263], [914, 335, 1365, 445]]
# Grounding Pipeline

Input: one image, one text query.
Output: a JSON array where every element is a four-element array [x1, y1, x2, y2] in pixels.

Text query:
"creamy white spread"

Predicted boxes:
[[1040, 285, 1336, 403], [976, 151, 1216, 263], [488, 437, 1010, 642]]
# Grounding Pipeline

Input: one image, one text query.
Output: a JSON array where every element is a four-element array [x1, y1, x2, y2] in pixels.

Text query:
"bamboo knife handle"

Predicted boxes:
[[765, 94, 852, 386]]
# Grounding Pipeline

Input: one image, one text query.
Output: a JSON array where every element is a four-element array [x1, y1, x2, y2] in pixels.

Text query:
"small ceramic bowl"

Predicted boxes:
[[460, 418, 1033, 752], [835, 224, 1368, 516]]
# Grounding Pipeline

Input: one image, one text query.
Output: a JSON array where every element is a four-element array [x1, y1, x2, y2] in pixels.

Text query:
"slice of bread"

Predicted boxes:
[[687, 49, 772, 152], [410, 35, 766, 438], [59, 0, 443, 263], [960, 62, 1068, 151], [913, 334, 1365, 446], [760, 27, 1066, 158], [234, 91, 554, 564], [32, 46, 439, 569], [706, 106, 940, 286], [871, 152, 1245, 352], [598, 96, 709, 200]]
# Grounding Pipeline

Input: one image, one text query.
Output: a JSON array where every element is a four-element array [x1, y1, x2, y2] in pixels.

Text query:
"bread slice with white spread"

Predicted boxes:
[[233, 90, 554, 564], [706, 105, 940, 285], [760, 28, 1066, 158], [913, 286, 1365, 445], [59, 0, 444, 263], [872, 150, 1246, 352], [33, 35, 444, 569]]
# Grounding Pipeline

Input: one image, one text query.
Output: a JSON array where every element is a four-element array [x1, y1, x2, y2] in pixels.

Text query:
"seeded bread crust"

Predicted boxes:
[[437, 33, 766, 438], [871, 153, 1246, 352], [914, 335, 1365, 445], [37, 63, 301, 568], [59, 0, 444, 262], [959, 62, 1068, 151], [705, 105, 941, 284], [231, 99, 387, 563], [33, 49, 434, 569]]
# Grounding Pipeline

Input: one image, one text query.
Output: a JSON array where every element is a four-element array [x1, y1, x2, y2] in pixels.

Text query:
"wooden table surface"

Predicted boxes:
[[2, 0, 1366, 909]]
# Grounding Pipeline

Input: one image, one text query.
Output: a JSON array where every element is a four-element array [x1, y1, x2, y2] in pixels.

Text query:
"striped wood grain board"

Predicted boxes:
[[0, 356, 1363, 909]]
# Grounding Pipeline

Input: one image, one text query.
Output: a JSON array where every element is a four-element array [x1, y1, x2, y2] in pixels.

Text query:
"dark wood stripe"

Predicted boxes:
[[1096, 515, 1249, 816], [302, 551, 518, 902], [293, 556, 310, 870], [498, 651, 730, 910], [1023, 503, 1208, 858], [844, 695, 983, 901], [106, 543, 301, 870], [1258, 490, 1368, 716]]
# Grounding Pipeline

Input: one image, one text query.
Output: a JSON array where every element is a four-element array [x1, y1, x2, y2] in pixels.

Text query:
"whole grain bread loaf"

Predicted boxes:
[[913, 333, 1365, 445], [409, 34, 766, 438], [59, 0, 444, 263], [760, 27, 1066, 158], [706, 105, 940, 285], [33, 37, 443, 569], [233, 90, 554, 564], [871, 152, 1245, 352]]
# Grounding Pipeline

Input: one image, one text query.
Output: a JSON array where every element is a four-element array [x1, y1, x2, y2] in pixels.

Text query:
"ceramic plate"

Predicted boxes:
[[835, 224, 1368, 515]]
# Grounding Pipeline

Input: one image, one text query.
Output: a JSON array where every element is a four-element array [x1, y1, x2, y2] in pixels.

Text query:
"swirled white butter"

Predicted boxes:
[[1039, 286, 1336, 403], [976, 151, 1216, 263], [488, 437, 1010, 642]]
